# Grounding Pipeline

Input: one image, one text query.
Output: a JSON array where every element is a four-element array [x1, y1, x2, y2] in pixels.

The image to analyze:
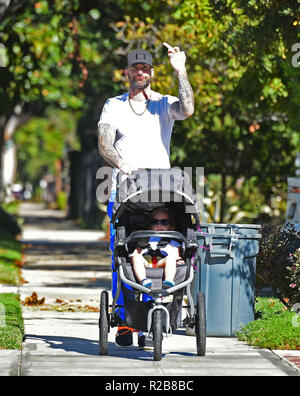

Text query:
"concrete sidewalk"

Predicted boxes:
[[1, 203, 299, 376], [20, 311, 298, 376]]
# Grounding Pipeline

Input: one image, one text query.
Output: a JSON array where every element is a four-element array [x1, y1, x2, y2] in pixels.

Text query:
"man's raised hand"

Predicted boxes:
[[163, 42, 186, 74]]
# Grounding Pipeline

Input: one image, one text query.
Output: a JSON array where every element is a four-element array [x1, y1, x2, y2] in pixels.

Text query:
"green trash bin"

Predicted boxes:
[[191, 223, 261, 337]]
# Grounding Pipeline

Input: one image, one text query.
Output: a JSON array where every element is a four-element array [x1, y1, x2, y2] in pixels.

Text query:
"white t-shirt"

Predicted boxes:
[[98, 91, 182, 190]]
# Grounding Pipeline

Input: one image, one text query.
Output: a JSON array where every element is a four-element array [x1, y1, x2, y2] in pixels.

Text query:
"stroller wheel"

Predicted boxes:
[[99, 290, 109, 355], [195, 291, 206, 356], [152, 310, 163, 361]]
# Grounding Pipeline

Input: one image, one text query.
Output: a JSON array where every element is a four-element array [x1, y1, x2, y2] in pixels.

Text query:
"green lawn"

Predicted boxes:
[[237, 297, 300, 350], [0, 228, 24, 349], [0, 232, 22, 285], [0, 293, 24, 349]]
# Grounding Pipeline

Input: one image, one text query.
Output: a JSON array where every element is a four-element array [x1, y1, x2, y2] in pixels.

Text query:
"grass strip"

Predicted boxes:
[[0, 232, 22, 285], [0, 293, 24, 349], [237, 297, 300, 350], [1, 201, 20, 216]]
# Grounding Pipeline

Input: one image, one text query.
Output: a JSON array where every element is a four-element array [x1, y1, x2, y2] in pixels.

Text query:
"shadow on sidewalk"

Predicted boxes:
[[23, 334, 155, 361]]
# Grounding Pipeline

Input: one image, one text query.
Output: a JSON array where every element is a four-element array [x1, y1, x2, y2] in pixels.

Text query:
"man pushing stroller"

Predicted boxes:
[[98, 43, 194, 347]]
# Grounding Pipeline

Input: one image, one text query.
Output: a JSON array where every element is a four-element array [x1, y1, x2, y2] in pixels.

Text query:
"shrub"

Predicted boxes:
[[237, 297, 300, 350], [0, 206, 21, 237], [56, 191, 68, 211], [287, 247, 300, 299], [256, 224, 300, 308]]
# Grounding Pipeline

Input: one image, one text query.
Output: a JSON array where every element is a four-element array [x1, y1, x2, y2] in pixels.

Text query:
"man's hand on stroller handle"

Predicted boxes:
[[119, 160, 138, 175]]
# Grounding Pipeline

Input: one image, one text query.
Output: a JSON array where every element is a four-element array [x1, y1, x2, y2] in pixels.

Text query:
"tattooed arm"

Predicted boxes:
[[170, 70, 194, 119], [98, 123, 132, 174], [163, 43, 194, 119]]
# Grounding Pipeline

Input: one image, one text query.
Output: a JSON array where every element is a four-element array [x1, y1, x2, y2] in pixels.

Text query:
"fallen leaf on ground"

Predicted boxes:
[[23, 292, 45, 306]]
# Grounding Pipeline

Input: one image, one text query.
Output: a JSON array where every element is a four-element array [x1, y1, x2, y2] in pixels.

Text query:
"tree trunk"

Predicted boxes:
[[68, 148, 103, 228], [0, 0, 27, 23], [0, 116, 7, 200], [220, 172, 227, 223], [54, 159, 62, 196], [0, 108, 32, 201]]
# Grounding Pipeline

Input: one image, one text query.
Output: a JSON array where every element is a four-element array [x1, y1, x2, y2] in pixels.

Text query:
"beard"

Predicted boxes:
[[128, 75, 151, 91]]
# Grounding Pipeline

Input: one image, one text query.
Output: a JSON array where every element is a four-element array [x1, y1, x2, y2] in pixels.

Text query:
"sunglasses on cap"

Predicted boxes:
[[150, 218, 171, 226]]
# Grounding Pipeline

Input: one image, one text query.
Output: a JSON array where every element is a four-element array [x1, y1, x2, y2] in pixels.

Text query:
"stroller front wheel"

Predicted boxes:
[[195, 291, 206, 356], [99, 290, 109, 355], [152, 309, 163, 361]]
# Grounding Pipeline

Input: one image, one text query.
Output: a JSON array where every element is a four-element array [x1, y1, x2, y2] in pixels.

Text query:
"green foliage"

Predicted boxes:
[[0, 0, 86, 113], [237, 297, 300, 350], [168, 0, 299, 189], [56, 191, 68, 211], [0, 232, 22, 285], [256, 224, 300, 308], [203, 174, 262, 223], [111, 0, 300, 222], [2, 0, 300, 223], [14, 108, 78, 186], [1, 201, 20, 216], [0, 293, 24, 349]]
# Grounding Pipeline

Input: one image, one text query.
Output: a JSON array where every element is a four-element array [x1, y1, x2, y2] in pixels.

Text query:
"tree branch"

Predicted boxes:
[[0, 0, 27, 23]]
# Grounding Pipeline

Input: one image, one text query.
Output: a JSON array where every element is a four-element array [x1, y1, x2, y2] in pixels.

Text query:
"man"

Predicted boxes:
[[98, 43, 194, 348]]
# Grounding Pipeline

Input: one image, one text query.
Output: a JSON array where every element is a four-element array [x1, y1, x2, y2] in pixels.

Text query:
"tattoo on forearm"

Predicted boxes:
[[178, 71, 194, 113], [98, 124, 122, 168], [170, 71, 194, 119]]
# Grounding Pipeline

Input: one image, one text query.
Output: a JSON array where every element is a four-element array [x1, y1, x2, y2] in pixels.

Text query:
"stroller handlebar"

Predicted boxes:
[[118, 230, 183, 242], [115, 230, 198, 251]]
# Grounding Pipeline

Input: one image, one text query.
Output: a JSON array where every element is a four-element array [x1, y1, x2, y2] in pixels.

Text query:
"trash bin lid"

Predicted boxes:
[[196, 223, 262, 239]]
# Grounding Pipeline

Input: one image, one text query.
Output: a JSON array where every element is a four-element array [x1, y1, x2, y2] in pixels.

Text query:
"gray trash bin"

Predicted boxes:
[[191, 223, 261, 336]]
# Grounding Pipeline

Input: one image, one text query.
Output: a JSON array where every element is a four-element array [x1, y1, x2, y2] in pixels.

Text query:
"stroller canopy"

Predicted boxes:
[[112, 168, 200, 227]]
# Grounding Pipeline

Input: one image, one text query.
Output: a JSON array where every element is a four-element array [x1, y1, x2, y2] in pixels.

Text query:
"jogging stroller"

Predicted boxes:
[[99, 168, 206, 361]]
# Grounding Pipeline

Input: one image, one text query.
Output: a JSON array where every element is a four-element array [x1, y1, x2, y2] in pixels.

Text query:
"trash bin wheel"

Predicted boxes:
[[99, 290, 109, 355], [195, 291, 206, 356], [152, 310, 163, 361]]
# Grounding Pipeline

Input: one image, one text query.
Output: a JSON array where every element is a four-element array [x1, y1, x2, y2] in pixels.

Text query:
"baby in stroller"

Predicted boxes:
[[129, 207, 184, 289]]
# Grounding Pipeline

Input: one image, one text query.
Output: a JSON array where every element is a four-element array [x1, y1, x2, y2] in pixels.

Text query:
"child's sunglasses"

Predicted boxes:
[[150, 218, 171, 226]]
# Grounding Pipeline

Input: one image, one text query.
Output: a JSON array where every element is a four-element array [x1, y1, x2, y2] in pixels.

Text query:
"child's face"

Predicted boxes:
[[150, 211, 172, 231]]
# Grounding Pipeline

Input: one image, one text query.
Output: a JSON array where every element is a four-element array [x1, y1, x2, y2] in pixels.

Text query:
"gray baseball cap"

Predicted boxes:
[[127, 49, 153, 67]]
